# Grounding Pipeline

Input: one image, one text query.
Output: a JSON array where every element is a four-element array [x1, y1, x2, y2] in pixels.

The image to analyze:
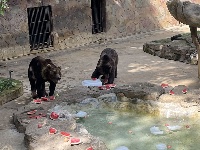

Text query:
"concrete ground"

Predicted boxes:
[[0, 25, 200, 150]]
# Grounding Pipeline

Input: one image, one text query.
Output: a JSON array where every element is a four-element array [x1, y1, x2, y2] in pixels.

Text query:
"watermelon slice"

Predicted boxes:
[[60, 131, 71, 137], [169, 90, 175, 95], [161, 83, 169, 88], [33, 99, 42, 104], [49, 127, 57, 134], [38, 124, 43, 128], [70, 138, 81, 145], [27, 110, 37, 115], [99, 84, 116, 90], [182, 88, 187, 94], [29, 115, 42, 119], [41, 97, 48, 101], [86, 147, 93, 150], [50, 112, 59, 120]]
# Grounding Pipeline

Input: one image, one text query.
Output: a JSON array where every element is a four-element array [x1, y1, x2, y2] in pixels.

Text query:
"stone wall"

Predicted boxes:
[[143, 32, 198, 64], [0, 0, 197, 60]]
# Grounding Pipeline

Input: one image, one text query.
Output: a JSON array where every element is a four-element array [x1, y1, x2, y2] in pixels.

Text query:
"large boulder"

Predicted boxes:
[[13, 101, 108, 150], [166, 0, 200, 27]]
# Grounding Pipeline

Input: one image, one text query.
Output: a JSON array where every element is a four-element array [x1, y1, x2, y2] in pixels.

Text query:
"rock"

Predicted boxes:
[[114, 102, 133, 111], [97, 93, 118, 109], [167, 0, 200, 27], [11, 83, 200, 149], [79, 98, 99, 109], [173, 85, 188, 94], [143, 41, 195, 64], [113, 82, 164, 101], [12, 98, 109, 150], [97, 93, 117, 102]]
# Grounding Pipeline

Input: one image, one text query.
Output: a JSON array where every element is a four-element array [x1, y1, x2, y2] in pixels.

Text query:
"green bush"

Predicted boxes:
[[0, 78, 18, 93], [0, 0, 9, 15]]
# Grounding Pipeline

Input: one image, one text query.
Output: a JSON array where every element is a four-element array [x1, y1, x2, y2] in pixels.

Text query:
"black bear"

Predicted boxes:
[[28, 56, 61, 99], [91, 48, 118, 84]]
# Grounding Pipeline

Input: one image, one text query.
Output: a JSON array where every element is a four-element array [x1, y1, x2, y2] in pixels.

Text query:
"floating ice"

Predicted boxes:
[[75, 111, 87, 118], [150, 126, 164, 135], [167, 125, 182, 131], [115, 146, 129, 150], [156, 143, 167, 150]]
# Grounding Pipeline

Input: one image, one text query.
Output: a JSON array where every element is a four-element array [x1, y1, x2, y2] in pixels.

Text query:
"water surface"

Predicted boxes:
[[79, 108, 200, 150]]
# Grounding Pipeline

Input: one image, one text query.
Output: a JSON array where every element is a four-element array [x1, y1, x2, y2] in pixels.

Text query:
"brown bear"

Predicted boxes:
[[28, 56, 61, 99], [91, 48, 118, 84]]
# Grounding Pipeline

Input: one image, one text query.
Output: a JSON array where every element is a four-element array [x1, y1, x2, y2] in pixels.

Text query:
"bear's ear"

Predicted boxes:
[[46, 59, 52, 63], [97, 60, 103, 67]]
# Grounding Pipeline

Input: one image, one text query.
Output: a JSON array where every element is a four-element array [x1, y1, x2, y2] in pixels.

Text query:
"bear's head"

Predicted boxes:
[[45, 63, 61, 84], [97, 55, 112, 79], [99, 55, 112, 70]]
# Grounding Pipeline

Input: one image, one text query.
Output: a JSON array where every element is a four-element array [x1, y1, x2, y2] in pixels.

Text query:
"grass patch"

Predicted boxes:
[[0, 77, 23, 105], [0, 77, 21, 93]]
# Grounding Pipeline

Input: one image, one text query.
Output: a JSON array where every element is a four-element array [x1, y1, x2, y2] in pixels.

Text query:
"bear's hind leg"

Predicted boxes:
[[29, 78, 37, 99], [115, 67, 117, 78], [36, 81, 46, 98]]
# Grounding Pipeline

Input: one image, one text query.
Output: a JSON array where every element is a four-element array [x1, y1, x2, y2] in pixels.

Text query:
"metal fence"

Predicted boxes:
[[27, 5, 53, 50]]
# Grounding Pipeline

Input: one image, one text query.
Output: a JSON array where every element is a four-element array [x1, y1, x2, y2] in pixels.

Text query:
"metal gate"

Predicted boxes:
[[91, 0, 105, 34], [27, 5, 53, 50]]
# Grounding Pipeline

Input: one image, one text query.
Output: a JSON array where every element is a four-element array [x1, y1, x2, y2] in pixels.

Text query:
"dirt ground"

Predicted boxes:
[[1, 25, 200, 91], [1, 25, 200, 149]]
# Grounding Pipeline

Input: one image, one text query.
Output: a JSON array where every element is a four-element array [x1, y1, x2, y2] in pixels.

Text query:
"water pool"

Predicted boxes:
[[78, 108, 200, 150]]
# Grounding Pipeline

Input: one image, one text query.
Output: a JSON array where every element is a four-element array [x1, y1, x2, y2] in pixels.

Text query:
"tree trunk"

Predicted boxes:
[[189, 26, 200, 78]]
